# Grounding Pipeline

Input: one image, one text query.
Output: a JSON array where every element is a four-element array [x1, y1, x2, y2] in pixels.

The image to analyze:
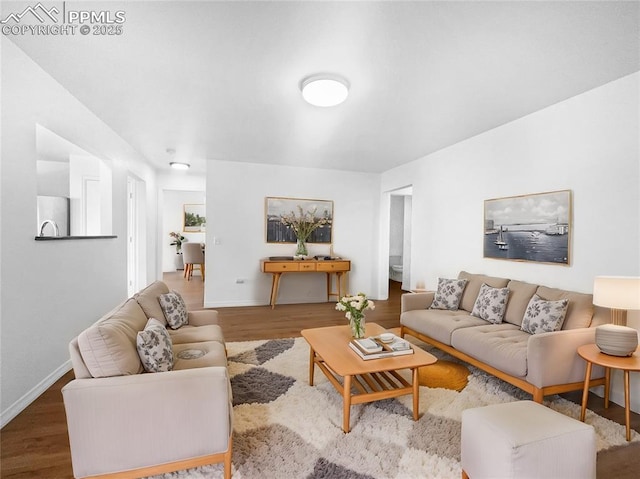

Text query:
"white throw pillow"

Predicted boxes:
[[521, 294, 569, 335], [136, 318, 174, 372], [430, 278, 468, 310], [158, 291, 188, 329], [471, 283, 510, 324]]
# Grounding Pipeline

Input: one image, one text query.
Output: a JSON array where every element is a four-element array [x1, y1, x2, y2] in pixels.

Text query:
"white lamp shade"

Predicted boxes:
[[593, 276, 640, 310], [301, 75, 349, 107]]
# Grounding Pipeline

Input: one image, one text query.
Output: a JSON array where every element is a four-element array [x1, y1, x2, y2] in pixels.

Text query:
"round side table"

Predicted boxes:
[[577, 343, 640, 441]]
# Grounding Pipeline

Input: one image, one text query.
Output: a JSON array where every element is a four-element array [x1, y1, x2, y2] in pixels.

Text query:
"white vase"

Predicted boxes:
[[175, 252, 184, 270]]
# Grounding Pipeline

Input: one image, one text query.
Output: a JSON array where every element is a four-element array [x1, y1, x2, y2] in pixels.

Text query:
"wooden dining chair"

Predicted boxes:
[[182, 243, 205, 281]]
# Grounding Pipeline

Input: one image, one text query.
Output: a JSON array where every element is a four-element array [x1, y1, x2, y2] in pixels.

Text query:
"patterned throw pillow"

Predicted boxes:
[[521, 294, 569, 335], [430, 278, 468, 310], [471, 283, 510, 324], [136, 318, 174, 373], [158, 291, 188, 329]]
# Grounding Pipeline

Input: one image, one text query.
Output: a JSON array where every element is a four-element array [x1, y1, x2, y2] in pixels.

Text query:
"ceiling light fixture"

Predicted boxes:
[[300, 74, 350, 107], [170, 162, 190, 170]]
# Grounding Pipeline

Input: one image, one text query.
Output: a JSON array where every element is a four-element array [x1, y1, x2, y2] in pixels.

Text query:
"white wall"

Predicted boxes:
[[204, 160, 380, 307], [381, 72, 640, 410], [0, 39, 158, 426]]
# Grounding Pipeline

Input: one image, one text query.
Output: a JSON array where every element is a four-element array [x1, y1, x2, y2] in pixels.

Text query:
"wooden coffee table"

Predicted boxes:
[[301, 322, 437, 432]]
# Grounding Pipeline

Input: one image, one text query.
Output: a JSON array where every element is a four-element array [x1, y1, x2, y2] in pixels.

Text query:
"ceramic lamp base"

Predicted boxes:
[[595, 324, 638, 357]]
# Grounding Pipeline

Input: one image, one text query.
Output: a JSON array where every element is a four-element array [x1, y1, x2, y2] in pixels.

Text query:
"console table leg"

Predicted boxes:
[[326, 273, 331, 301], [270, 273, 282, 309]]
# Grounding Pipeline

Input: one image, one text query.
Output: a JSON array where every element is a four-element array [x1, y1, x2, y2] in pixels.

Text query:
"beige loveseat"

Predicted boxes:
[[400, 271, 607, 402], [62, 281, 232, 479]]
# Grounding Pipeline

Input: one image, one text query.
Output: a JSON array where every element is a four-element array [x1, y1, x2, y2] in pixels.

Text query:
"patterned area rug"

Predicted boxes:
[[152, 337, 639, 479]]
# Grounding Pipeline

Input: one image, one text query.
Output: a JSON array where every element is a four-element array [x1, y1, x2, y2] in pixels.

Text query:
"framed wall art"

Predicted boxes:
[[483, 190, 572, 265], [265, 197, 333, 243], [183, 204, 206, 233]]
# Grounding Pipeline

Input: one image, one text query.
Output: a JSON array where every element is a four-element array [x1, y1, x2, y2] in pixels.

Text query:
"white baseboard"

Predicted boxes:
[[204, 297, 330, 308], [204, 299, 265, 308], [1, 360, 72, 428]]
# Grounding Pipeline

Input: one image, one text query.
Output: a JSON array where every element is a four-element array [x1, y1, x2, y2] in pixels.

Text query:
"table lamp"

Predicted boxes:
[[593, 276, 640, 356]]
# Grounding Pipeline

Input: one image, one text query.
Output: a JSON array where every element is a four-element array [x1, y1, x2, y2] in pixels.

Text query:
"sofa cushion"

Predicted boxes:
[[134, 281, 171, 326], [503, 280, 539, 326], [521, 294, 569, 335], [451, 323, 529, 378], [136, 318, 174, 373], [430, 278, 468, 310], [168, 324, 225, 345], [471, 283, 510, 324], [458, 271, 510, 312], [159, 291, 189, 329], [401, 309, 487, 346], [173, 341, 228, 370], [77, 299, 147, 378], [536, 286, 594, 330]]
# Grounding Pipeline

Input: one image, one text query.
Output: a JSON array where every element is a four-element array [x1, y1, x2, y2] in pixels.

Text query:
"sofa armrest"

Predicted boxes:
[[401, 292, 434, 313], [188, 309, 219, 326], [62, 367, 231, 478], [527, 328, 604, 388]]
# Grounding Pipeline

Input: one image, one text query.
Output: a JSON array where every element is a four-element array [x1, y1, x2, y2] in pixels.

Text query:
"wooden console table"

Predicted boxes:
[[261, 258, 351, 308]]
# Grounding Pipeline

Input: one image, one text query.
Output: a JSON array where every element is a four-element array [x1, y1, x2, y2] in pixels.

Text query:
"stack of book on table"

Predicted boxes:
[[349, 335, 413, 360]]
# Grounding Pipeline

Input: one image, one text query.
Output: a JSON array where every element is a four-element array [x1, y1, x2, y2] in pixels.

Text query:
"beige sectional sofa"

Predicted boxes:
[[400, 271, 607, 402], [62, 281, 232, 479]]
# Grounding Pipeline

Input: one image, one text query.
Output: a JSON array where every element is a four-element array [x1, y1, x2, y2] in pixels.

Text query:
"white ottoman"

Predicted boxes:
[[461, 400, 596, 479]]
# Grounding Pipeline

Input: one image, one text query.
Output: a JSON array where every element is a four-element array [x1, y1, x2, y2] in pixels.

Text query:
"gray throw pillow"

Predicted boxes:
[[136, 318, 174, 372], [430, 278, 468, 310], [158, 291, 188, 329], [521, 294, 569, 334], [471, 283, 510, 324]]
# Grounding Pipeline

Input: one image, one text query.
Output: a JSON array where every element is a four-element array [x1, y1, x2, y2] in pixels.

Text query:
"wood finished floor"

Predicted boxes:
[[1, 274, 638, 478]]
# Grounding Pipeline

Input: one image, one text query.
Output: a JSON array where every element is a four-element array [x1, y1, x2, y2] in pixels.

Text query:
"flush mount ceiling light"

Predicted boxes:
[[166, 148, 190, 170], [300, 74, 350, 107], [169, 162, 190, 170]]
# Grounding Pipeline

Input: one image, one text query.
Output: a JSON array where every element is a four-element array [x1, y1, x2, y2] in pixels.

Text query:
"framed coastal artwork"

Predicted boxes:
[[483, 190, 572, 265], [265, 197, 333, 243], [183, 204, 206, 233]]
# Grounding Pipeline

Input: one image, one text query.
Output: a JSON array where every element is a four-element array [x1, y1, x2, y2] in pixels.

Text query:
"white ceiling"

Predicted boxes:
[[4, 1, 639, 174]]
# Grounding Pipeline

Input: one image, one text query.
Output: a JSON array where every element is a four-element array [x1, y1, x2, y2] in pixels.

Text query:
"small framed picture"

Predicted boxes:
[[183, 204, 206, 233]]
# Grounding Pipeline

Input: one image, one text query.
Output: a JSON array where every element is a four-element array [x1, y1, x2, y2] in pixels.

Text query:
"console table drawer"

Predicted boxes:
[[316, 261, 350, 272], [263, 262, 300, 272], [298, 263, 317, 271]]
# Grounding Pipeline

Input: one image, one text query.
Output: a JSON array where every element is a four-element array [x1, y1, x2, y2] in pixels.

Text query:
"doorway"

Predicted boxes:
[[127, 176, 146, 296], [389, 187, 412, 291]]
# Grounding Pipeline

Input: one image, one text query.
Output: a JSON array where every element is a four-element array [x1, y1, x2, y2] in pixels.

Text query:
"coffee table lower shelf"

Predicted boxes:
[[310, 350, 421, 433]]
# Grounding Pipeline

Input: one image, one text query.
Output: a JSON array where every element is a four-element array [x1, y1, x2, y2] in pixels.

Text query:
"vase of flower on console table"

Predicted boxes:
[[280, 205, 329, 258], [336, 293, 375, 339], [295, 237, 308, 256]]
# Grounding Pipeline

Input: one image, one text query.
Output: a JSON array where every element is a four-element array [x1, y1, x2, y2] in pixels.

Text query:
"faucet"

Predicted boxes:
[[39, 220, 60, 237]]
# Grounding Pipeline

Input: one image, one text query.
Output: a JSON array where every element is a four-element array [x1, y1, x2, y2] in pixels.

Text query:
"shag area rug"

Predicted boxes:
[[152, 337, 639, 479]]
